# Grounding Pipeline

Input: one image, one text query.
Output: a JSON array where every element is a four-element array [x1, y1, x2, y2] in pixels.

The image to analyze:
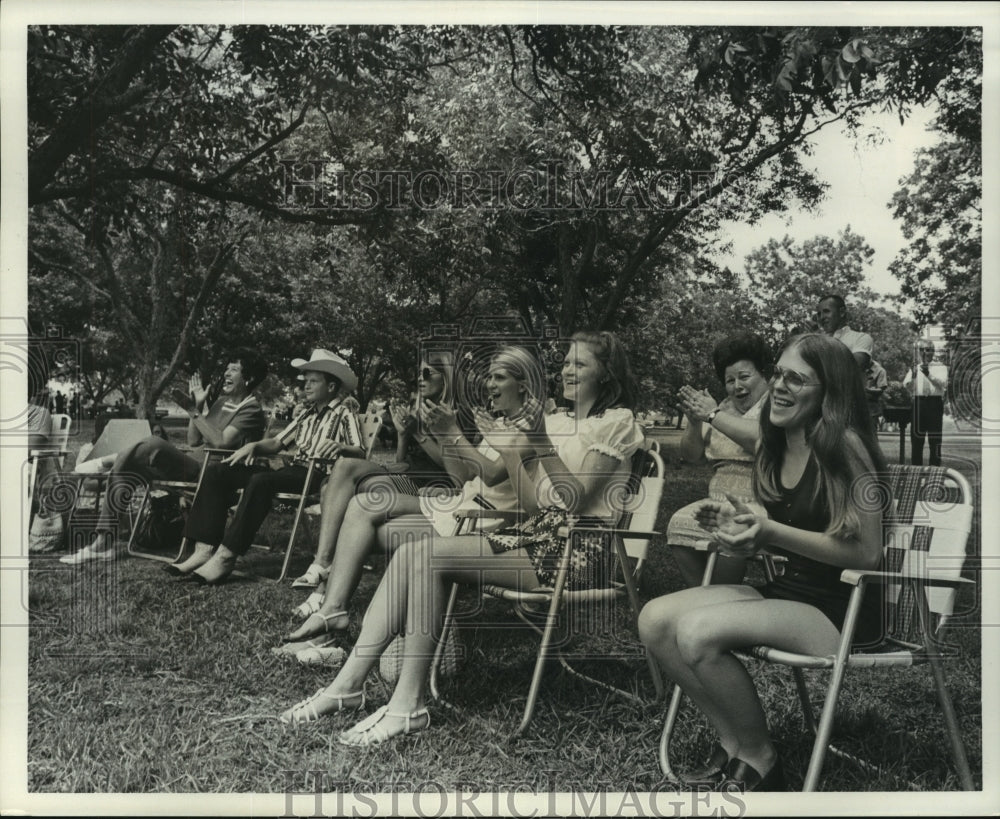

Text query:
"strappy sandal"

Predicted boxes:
[[338, 705, 431, 746], [270, 634, 337, 660], [293, 590, 324, 619], [279, 687, 366, 725], [285, 609, 348, 642]]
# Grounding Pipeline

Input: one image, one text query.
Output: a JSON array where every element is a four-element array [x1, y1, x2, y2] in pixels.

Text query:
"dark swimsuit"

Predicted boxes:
[[759, 457, 885, 647]]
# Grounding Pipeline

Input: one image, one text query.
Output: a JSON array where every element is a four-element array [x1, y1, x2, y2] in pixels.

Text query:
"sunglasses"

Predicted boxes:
[[420, 367, 441, 381], [770, 366, 821, 394]]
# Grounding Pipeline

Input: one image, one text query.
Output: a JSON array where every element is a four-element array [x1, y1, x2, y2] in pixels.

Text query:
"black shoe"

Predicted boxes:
[[718, 756, 787, 792], [682, 744, 730, 784]]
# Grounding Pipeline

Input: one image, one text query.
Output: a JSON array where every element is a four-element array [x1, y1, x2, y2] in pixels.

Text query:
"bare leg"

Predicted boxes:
[[670, 545, 747, 587], [639, 587, 841, 773], [340, 535, 538, 740], [312, 459, 385, 567], [286, 491, 423, 641]]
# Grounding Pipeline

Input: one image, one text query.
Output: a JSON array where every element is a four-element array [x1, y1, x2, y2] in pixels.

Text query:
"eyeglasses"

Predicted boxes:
[[918, 348, 934, 355], [770, 366, 820, 394]]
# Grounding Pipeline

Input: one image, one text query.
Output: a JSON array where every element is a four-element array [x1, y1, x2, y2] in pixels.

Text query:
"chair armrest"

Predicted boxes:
[[840, 568, 976, 589], [455, 508, 524, 523], [30, 448, 68, 459], [564, 524, 660, 541]]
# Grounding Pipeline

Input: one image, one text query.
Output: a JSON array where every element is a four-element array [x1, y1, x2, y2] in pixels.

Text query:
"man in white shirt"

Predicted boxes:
[[903, 340, 949, 466], [816, 294, 874, 370]]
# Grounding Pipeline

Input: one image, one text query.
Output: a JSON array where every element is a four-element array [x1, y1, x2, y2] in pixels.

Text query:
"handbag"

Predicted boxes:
[[379, 625, 463, 685], [29, 511, 65, 553]]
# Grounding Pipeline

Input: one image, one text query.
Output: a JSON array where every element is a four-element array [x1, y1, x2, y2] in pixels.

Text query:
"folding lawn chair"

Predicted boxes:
[[658, 464, 976, 791], [26, 413, 72, 525], [429, 442, 666, 734]]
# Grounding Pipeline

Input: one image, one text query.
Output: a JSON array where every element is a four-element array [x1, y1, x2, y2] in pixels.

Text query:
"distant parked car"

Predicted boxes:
[[154, 405, 170, 420]]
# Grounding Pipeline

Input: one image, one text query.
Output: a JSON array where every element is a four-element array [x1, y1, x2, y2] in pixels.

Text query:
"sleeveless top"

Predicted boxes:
[[760, 456, 885, 646]]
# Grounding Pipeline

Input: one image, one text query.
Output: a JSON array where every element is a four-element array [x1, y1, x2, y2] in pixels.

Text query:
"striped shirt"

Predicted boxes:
[[277, 396, 362, 472]]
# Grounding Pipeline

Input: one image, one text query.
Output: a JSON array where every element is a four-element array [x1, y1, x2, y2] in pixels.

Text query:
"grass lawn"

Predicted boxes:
[[23, 422, 983, 793]]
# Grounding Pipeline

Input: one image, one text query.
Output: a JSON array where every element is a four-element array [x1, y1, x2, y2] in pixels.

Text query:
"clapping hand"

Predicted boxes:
[[418, 399, 459, 436], [678, 385, 718, 424], [390, 403, 417, 435], [695, 493, 765, 558], [475, 408, 530, 453], [189, 373, 208, 410]]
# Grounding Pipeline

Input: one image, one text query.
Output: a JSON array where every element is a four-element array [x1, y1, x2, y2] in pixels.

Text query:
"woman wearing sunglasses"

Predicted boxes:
[[274, 346, 546, 661], [638, 333, 887, 791]]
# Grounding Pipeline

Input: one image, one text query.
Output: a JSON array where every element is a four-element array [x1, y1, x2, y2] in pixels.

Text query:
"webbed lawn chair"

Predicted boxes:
[[430, 443, 666, 734], [658, 464, 976, 791]]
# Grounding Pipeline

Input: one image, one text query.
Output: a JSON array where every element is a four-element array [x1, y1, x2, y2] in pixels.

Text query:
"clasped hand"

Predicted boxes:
[[678, 385, 718, 423], [222, 441, 257, 467], [695, 492, 766, 558], [473, 407, 542, 456]]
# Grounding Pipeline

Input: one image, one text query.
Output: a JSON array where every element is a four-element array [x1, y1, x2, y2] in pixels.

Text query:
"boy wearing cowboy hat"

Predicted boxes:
[[173, 349, 364, 585]]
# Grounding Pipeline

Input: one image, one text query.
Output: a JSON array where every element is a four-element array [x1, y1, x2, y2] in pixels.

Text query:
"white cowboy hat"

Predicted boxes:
[[291, 349, 357, 393]]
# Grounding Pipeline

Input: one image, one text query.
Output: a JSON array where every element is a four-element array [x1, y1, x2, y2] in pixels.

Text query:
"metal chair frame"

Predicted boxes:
[[430, 443, 666, 734]]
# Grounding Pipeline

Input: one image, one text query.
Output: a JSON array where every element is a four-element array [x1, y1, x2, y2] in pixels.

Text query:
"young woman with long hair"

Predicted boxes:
[[638, 333, 888, 791]]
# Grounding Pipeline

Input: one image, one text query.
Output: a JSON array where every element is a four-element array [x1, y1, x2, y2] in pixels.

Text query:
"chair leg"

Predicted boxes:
[[515, 549, 574, 736], [917, 594, 975, 790], [613, 535, 663, 699], [658, 548, 718, 781], [275, 463, 317, 582], [658, 683, 686, 781], [430, 583, 460, 704], [124, 490, 166, 562], [800, 586, 869, 791]]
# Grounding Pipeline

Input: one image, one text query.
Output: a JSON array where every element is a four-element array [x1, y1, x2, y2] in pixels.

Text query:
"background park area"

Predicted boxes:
[[2, 6, 994, 810]]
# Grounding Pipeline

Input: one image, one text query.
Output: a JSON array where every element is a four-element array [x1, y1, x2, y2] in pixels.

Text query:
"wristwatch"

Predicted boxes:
[[706, 409, 719, 425]]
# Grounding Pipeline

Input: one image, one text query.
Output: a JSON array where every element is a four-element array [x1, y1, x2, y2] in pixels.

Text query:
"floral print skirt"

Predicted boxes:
[[485, 507, 613, 590]]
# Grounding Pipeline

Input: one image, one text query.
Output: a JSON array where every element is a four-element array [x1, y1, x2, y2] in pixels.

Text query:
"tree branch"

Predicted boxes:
[[28, 25, 176, 204]]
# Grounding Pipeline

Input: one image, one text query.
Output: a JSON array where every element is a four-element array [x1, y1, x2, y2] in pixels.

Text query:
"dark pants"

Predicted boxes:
[[911, 396, 944, 466], [96, 436, 202, 533], [183, 462, 322, 556]]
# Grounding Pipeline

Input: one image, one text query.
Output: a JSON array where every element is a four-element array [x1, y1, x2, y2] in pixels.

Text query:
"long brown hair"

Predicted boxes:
[[754, 333, 887, 539]]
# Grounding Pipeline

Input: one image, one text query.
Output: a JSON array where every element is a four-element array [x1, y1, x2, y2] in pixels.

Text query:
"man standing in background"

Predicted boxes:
[[864, 359, 888, 431], [904, 340, 949, 466], [816, 294, 874, 370]]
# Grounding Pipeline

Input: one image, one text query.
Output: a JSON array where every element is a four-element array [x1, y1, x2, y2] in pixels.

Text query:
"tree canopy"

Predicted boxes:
[[26, 24, 982, 418]]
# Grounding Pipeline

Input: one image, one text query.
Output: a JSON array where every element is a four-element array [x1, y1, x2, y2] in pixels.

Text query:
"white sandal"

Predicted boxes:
[[270, 634, 336, 659], [293, 590, 325, 619], [338, 705, 430, 746], [279, 687, 365, 725], [292, 562, 330, 589]]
